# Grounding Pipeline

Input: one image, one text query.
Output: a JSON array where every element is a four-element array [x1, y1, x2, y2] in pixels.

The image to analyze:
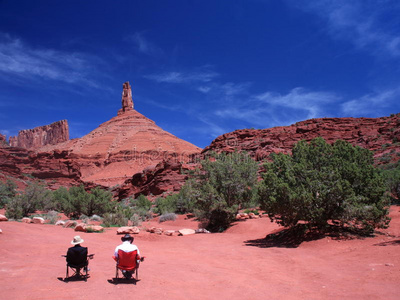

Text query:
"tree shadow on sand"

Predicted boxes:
[[244, 224, 365, 248], [373, 239, 400, 246]]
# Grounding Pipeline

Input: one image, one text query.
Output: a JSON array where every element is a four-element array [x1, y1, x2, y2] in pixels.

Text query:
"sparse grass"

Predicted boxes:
[[159, 213, 177, 223]]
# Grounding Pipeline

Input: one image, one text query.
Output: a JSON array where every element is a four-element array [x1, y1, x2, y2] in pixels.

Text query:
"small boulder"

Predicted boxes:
[[0, 228, 2, 234], [32, 217, 45, 224], [74, 223, 87, 232], [55, 220, 66, 226], [86, 225, 104, 233], [64, 220, 77, 228], [148, 227, 163, 234], [117, 226, 140, 234], [164, 230, 175, 236], [178, 229, 196, 236], [249, 213, 259, 219], [195, 228, 210, 234], [0, 214, 8, 221], [22, 217, 31, 223]]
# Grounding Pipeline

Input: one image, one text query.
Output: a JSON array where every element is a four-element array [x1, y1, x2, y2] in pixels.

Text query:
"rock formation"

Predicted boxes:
[[40, 82, 201, 187], [115, 160, 197, 199], [203, 115, 400, 164], [9, 120, 69, 150], [118, 81, 134, 115], [0, 133, 7, 147]]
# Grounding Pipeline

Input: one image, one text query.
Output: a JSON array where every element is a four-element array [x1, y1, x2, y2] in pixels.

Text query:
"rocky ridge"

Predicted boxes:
[[9, 120, 69, 150]]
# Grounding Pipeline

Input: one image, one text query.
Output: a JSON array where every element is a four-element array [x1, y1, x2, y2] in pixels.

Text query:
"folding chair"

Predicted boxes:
[[115, 249, 142, 281], [62, 253, 94, 281]]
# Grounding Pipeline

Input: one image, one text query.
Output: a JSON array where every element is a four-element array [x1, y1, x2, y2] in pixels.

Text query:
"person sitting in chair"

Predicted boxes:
[[113, 234, 141, 279], [66, 235, 89, 276]]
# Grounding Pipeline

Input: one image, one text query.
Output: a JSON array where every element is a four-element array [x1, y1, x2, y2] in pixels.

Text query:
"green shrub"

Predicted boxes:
[[102, 210, 128, 227], [133, 194, 152, 211], [154, 194, 178, 215], [258, 138, 390, 234], [187, 151, 259, 232], [6, 182, 53, 219], [0, 180, 17, 208]]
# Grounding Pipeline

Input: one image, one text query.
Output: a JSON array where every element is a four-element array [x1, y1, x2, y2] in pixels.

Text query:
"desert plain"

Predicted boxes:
[[1, 206, 399, 300]]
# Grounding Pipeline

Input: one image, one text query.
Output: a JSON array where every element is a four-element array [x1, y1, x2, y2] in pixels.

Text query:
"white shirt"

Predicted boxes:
[[114, 241, 140, 258]]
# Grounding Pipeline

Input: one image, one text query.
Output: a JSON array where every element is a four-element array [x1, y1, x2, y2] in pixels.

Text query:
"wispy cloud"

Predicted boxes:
[[126, 32, 163, 56], [145, 67, 219, 84], [215, 87, 340, 127], [289, 0, 400, 58], [0, 33, 102, 87], [341, 87, 400, 116]]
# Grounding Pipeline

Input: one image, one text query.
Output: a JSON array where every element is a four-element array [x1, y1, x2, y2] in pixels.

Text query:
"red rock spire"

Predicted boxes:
[[119, 81, 134, 114]]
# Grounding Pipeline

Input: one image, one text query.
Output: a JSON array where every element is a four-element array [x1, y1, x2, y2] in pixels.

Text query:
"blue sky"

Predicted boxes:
[[0, 0, 399, 148]]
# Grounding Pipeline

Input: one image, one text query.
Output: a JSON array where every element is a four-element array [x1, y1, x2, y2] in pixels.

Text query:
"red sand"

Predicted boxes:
[[1, 208, 400, 300]]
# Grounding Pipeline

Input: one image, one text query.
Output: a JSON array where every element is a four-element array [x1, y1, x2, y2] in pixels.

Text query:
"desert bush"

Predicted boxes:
[[380, 162, 400, 202], [45, 210, 60, 224], [258, 138, 390, 234], [79, 214, 89, 223], [154, 194, 178, 215], [53, 185, 113, 219], [159, 212, 177, 223], [129, 214, 142, 226], [6, 182, 53, 219], [0, 179, 17, 208], [187, 151, 258, 232], [90, 214, 102, 222], [102, 210, 128, 227], [133, 194, 152, 211]]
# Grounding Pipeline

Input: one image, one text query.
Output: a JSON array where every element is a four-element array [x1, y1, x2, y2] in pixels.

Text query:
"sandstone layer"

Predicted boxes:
[[203, 114, 400, 164], [9, 120, 69, 150]]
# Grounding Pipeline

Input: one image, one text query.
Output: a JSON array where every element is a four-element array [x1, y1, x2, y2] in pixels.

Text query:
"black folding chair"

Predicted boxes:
[[62, 254, 94, 281]]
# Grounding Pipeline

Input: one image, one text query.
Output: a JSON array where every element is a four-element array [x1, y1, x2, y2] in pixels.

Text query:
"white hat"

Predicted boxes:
[[71, 235, 84, 245]]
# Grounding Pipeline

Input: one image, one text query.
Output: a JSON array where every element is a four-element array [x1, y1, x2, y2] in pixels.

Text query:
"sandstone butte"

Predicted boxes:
[[8, 120, 69, 150], [30, 81, 201, 187]]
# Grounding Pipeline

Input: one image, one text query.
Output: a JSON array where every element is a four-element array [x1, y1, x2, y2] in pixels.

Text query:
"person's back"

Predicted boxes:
[[67, 244, 88, 267], [113, 234, 141, 279]]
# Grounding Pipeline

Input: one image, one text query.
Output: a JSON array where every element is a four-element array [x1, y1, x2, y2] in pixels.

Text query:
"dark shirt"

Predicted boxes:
[[66, 245, 88, 267]]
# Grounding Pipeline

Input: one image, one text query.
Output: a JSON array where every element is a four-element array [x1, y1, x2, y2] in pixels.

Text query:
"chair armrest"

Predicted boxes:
[[88, 254, 95, 259], [61, 255, 67, 258], [140, 256, 145, 262]]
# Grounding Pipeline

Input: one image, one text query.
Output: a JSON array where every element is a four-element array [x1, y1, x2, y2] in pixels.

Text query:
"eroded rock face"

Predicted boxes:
[[0, 134, 7, 147], [203, 115, 400, 164], [116, 160, 197, 199], [9, 120, 69, 150]]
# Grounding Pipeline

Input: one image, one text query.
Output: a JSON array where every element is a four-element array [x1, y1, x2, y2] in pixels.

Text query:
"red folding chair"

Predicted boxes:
[[115, 249, 142, 281]]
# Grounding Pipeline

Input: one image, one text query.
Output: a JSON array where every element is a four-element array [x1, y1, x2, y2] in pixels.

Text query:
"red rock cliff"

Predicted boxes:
[[9, 120, 69, 150]]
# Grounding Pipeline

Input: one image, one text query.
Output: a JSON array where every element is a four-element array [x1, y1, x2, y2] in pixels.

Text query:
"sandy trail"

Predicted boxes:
[[1, 208, 400, 300]]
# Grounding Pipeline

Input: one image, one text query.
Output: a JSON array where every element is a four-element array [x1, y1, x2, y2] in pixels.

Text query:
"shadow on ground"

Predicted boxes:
[[107, 278, 139, 285], [244, 225, 365, 248], [373, 239, 400, 246]]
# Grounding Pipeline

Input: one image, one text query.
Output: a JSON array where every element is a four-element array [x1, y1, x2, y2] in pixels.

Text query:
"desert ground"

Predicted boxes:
[[1, 207, 400, 300]]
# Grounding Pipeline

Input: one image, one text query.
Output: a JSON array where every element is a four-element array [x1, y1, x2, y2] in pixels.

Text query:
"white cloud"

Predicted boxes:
[[0, 33, 101, 86], [290, 0, 400, 58], [341, 88, 400, 116]]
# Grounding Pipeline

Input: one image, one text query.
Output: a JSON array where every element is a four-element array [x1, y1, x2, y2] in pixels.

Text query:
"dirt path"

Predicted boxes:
[[1, 208, 400, 300]]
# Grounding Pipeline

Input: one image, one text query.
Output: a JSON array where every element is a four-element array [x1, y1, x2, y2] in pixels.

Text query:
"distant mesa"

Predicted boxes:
[[8, 120, 69, 150]]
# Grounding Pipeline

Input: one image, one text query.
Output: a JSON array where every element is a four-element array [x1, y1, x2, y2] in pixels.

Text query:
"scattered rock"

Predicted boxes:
[[64, 220, 77, 228], [195, 228, 210, 234], [164, 230, 175, 236], [0, 228, 2, 234], [22, 217, 31, 223], [117, 226, 140, 234], [178, 229, 196, 236], [55, 220, 65, 226], [385, 263, 394, 267], [86, 225, 104, 233], [32, 217, 45, 224], [0, 214, 8, 221], [74, 223, 87, 232], [147, 227, 163, 235]]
